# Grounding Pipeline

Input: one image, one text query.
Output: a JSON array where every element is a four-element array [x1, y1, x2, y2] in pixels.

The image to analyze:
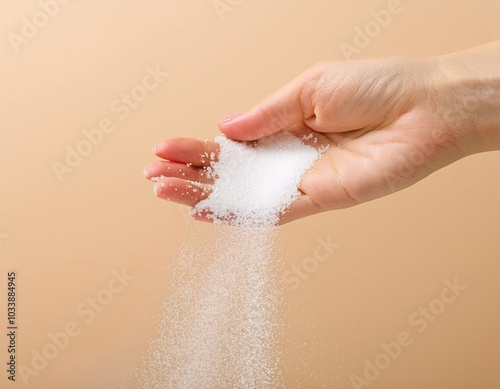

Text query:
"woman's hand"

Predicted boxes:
[[145, 42, 500, 223]]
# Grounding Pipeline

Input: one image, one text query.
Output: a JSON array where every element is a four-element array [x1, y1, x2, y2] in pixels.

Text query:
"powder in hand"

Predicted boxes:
[[192, 131, 326, 227]]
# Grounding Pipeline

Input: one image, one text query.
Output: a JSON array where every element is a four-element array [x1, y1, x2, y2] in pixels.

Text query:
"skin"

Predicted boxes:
[[144, 41, 500, 224]]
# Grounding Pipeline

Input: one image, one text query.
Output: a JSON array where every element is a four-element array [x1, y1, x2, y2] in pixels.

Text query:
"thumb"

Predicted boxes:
[[217, 74, 310, 141]]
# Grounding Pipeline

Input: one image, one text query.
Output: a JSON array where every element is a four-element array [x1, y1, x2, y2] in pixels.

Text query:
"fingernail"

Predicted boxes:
[[217, 113, 243, 126]]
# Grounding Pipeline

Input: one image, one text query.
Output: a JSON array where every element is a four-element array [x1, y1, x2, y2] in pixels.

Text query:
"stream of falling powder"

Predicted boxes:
[[142, 224, 284, 388], [141, 132, 327, 388]]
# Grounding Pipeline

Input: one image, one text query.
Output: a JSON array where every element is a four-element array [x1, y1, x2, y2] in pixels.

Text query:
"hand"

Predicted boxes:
[[145, 42, 500, 224]]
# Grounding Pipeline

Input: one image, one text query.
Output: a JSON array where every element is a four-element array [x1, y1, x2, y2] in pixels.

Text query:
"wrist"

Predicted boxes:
[[434, 42, 500, 154]]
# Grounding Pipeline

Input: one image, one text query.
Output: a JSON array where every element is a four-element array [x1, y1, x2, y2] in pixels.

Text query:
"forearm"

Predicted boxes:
[[437, 41, 500, 153]]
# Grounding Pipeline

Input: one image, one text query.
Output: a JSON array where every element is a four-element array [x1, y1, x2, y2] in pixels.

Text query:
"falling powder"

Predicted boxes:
[[142, 131, 327, 388]]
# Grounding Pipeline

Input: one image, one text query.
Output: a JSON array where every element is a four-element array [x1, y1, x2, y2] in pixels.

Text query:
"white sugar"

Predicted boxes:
[[193, 131, 324, 226], [140, 225, 284, 388]]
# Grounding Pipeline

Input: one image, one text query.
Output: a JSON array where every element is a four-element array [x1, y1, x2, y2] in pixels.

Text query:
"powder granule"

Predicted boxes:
[[192, 131, 325, 227]]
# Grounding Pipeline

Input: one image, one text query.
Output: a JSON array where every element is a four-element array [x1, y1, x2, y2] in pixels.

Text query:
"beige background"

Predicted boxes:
[[1, 1, 499, 388]]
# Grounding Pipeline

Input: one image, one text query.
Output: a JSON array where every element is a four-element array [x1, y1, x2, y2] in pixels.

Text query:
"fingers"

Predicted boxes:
[[218, 67, 319, 141], [154, 138, 219, 168], [147, 138, 217, 210], [153, 177, 211, 207]]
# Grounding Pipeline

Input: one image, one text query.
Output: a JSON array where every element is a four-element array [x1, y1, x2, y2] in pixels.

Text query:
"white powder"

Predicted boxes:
[[141, 225, 284, 388], [193, 131, 325, 227], [150, 175, 166, 182], [142, 131, 326, 388]]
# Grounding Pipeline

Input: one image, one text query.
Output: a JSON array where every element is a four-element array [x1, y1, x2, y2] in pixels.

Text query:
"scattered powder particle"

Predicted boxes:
[[187, 180, 205, 189], [150, 175, 167, 183], [205, 167, 215, 180]]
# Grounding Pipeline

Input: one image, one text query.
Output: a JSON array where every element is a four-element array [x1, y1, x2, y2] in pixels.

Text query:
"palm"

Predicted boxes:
[[295, 109, 448, 221]]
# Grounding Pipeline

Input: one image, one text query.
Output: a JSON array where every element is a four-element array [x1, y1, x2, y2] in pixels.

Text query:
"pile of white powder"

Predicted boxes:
[[142, 131, 326, 388], [193, 131, 326, 227]]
